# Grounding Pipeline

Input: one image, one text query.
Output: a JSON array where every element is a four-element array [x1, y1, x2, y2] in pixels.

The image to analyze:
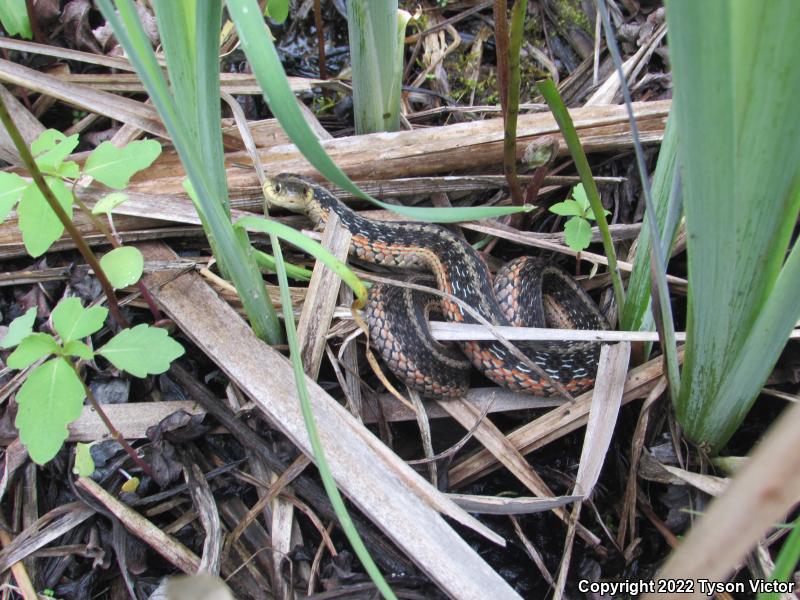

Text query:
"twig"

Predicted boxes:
[[314, 0, 327, 80], [0, 529, 37, 600]]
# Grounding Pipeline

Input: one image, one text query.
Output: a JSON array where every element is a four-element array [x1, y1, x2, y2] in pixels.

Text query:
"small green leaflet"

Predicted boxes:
[[73, 442, 96, 476], [31, 130, 63, 155], [0, 306, 36, 349], [31, 130, 80, 174], [564, 217, 593, 252], [549, 184, 610, 252], [550, 184, 611, 220], [99, 246, 144, 289], [0, 172, 28, 223], [572, 183, 591, 211], [549, 201, 585, 217], [83, 140, 162, 189], [97, 324, 185, 377], [7, 333, 60, 370], [265, 0, 289, 22], [51, 297, 108, 343], [120, 476, 140, 493], [15, 357, 85, 465], [17, 177, 74, 257], [92, 192, 129, 215], [63, 340, 94, 360], [0, 0, 32, 38], [55, 161, 80, 179]]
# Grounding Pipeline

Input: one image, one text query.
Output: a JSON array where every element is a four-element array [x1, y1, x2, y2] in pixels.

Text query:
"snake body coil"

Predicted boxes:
[[264, 175, 608, 399]]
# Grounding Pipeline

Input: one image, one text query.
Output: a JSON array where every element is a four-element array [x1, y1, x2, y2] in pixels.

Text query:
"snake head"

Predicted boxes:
[[262, 174, 315, 213]]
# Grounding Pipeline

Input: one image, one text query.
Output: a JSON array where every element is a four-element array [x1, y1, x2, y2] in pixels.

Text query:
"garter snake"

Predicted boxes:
[[263, 174, 608, 399]]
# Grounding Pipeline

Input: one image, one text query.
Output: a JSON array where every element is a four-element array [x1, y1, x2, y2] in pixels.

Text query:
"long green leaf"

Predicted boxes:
[[347, 1, 408, 134], [537, 79, 625, 315], [227, 0, 530, 223], [693, 237, 800, 446], [667, 0, 800, 451], [236, 216, 367, 306], [757, 515, 800, 600], [620, 114, 680, 333], [96, 0, 282, 344], [266, 228, 397, 600]]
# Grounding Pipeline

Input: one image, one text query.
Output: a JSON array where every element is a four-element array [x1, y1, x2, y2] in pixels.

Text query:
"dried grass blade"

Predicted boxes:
[[0, 58, 167, 137]]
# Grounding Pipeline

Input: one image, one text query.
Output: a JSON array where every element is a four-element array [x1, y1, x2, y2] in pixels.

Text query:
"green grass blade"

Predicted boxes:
[[96, 0, 283, 344], [345, 1, 410, 133], [668, 0, 800, 450], [536, 79, 625, 315], [619, 97, 679, 333], [757, 515, 800, 600], [153, 2, 199, 149], [347, 1, 394, 133], [196, 2, 231, 208], [597, 0, 680, 397], [236, 216, 367, 306], [227, 0, 530, 223], [253, 249, 312, 281], [268, 234, 398, 600]]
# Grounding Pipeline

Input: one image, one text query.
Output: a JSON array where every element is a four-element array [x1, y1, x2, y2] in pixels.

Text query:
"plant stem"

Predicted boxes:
[[72, 191, 164, 321], [313, 0, 327, 80], [503, 0, 528, 209], [0, 95, 129, 329], [493, 0, 510, 114], [537, 78, 626, 316], [78, 365, 153, 478]]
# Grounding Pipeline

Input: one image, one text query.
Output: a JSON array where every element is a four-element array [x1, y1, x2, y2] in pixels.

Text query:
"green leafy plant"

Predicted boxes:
[[0, 129, 160, 291], [666, 0, 800, 451], [549, 183, 610, 252], [1, 297, 184, 464]]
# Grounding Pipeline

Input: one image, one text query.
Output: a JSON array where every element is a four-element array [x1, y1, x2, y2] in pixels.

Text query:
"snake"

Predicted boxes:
[[262, 174, 608, 399]]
